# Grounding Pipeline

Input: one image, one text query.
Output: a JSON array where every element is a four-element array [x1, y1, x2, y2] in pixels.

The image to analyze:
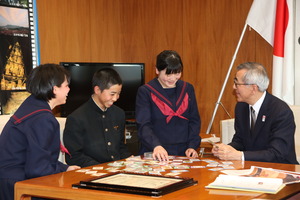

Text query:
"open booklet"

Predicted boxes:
[[206, 166, 300, 194]]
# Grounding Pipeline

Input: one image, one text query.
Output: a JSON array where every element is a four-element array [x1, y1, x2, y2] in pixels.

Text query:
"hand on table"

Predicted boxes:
[[212, 143, 242, 160], [185, 148, 198, 158], [67, 165, 81, 171], [153, 145, 169, 162]]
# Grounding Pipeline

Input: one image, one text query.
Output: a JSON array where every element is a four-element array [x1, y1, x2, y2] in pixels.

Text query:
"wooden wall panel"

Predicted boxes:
[[118, 0, 183, 81], [36, 0, 273, 136], [182, 0, 256, 134], [89, 0, 122, 61], [36, 0, 91, 62], [64, 0, 184, 82]]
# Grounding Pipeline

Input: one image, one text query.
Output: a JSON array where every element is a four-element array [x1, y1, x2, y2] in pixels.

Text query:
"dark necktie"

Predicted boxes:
[[250, 106, 256, 132]]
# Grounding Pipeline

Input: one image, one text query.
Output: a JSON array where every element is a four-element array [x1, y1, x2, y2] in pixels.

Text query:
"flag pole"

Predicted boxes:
[[206, 23, 248, 134]]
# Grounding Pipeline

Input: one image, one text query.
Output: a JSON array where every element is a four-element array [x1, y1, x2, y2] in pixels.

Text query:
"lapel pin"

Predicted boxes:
[[262, 115, 266, 122]]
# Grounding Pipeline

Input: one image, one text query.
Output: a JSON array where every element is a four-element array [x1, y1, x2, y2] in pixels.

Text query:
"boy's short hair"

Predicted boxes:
[[92, 68, 122, 92]]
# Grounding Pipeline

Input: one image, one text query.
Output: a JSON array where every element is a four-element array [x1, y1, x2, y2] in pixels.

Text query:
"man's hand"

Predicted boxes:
[[212, 143, 242, 160]]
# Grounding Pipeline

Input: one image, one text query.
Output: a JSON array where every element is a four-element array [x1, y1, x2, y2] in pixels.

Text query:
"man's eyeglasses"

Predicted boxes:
[[233, 81, 254, 87]]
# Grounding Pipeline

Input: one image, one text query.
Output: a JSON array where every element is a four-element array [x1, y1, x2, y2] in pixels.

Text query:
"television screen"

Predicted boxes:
[[60, 62, 145, 119]]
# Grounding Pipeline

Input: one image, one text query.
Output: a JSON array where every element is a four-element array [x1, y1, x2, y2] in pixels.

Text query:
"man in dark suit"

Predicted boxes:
[[212, 62, 298, 164]]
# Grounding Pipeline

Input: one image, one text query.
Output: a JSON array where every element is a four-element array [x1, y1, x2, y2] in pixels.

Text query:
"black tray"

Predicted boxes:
[[72, 171, 197, 197]]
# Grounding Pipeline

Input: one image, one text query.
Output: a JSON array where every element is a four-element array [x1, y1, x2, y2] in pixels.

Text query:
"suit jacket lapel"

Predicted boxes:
[[252, 92, 270, 137]]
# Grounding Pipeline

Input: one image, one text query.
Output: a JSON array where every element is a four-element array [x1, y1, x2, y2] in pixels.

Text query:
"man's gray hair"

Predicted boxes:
[[237, 62, 269, 92]]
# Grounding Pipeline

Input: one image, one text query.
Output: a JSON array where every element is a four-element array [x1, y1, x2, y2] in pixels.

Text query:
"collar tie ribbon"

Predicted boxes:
[[151, 92, 189, 123]]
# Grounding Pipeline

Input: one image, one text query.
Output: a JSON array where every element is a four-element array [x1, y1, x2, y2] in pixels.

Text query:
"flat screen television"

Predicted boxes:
[[60, 62, 145, 119]]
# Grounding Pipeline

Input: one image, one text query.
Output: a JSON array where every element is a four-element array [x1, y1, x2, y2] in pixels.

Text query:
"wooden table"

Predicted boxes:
[[15, 158, 300, 200]]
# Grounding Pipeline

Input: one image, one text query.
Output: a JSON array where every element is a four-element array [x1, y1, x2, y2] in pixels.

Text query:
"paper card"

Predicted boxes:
[[191, 166, 206, 168], [92, 166, 104, 170], [91, 173, 107, 177], [171, 170, 189, 173]]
